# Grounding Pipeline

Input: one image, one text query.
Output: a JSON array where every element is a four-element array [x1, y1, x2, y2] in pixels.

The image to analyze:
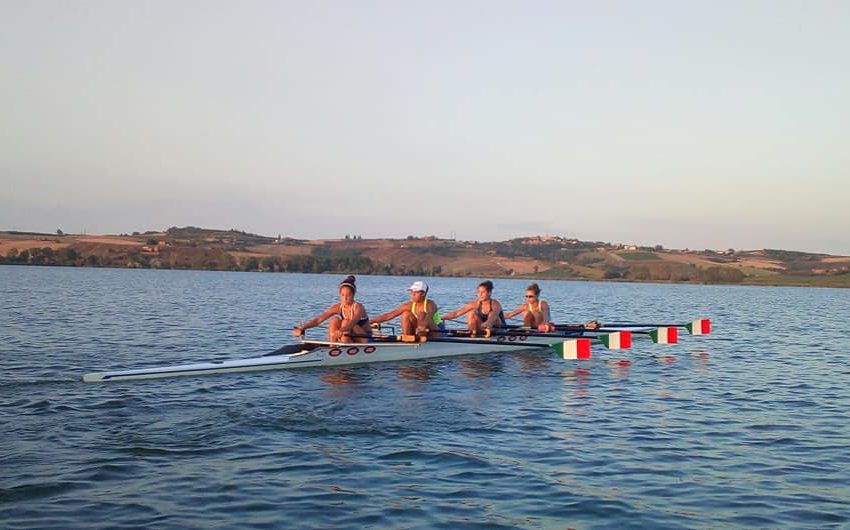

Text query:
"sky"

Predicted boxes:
[[1, 1, 848, 254]]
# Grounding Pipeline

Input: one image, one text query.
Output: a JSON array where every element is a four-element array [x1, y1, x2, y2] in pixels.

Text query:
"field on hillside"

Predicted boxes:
[[1, 229, 848, 287]]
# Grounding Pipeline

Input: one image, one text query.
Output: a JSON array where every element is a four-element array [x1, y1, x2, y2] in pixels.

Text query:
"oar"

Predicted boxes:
[[583, 327, 679, 345], [499, 323, 693, 346], [350, 332, 592, 360], [479, 328, 633, 350], [504, 323, 588, 332], [446, 327, 580, 337], [442, 328, 630, 351], [596, 318, 711, 336]]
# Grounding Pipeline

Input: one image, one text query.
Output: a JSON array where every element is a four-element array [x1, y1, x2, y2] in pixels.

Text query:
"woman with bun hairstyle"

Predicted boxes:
[[442, 280, 505, 334], [505, 282, 553, 331], [292, 275, 371, 343]]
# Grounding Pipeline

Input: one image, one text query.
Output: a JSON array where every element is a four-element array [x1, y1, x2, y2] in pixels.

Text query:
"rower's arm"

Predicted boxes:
[[504, 304, 525, 320], [302, 307, 336, 328], [441, 301, 472, 321], [371, 304, 404, 324], [293, 305, 337, 336]]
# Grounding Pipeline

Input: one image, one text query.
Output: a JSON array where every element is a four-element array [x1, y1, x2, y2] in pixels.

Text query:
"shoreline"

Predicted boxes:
[[2, 262, 848, 289], [2, 228, 848, 289]]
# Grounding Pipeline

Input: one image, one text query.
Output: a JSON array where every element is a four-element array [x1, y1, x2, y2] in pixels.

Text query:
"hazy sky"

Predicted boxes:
[[2, 1, 848, 254]]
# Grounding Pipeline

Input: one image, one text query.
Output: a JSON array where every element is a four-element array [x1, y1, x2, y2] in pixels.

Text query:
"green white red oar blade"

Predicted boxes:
[[597, 331, 632, 350], [552, 338, 592, 360], [686, 319, 711, 335], [650, 327, 678, 344]]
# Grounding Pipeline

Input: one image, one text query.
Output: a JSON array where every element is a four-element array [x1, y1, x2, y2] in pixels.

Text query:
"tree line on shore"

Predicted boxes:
[[1, 245, 745, 283], [0, 246, 437, 275]]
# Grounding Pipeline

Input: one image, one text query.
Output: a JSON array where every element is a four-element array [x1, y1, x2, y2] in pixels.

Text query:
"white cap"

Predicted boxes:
[[407, 280, 428, 293]]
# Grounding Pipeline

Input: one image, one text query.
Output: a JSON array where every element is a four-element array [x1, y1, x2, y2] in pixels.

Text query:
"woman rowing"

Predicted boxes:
[[442, 280, 505, 334], [370, 280, 445, 336], [505, 282, 601, 331], [292, 275, 371, 343], [504, 282, 553, 331]]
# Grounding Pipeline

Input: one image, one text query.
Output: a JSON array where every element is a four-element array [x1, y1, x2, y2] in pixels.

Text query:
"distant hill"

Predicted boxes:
[[1, 228, 848, 287]]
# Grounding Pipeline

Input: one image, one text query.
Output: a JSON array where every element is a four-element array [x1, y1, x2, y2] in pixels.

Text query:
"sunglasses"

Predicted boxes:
[[525, 295, 536, 298]]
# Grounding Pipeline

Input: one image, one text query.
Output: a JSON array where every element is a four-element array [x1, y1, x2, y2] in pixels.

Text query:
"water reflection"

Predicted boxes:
[[514, 352, 552, 373], [397, 365, 436, 381], [458, 358, 504, 379], [559, 366, 592, 398], [320, 370, 358, 386], [692, 350, 710, 363], [396, 365, 437, 385], [606, 358, 631, 380], [320, 369, 365, 398]]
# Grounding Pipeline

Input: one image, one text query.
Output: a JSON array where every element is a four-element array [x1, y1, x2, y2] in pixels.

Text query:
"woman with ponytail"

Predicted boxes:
[[442, 280, 505, 334], [292, 275, 371, 343], [504, 282, 553, 331]]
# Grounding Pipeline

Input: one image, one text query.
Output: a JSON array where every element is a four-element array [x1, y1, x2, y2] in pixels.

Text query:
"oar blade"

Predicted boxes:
[[686, 319, 711, 335], [598, 331, 632, 350], [649, 327, 678, 344], [553, 338, 592, 360]]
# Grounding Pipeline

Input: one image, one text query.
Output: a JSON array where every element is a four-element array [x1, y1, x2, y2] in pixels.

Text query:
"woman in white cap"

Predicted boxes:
[[292, 275, 371, 342], [371, 280, 444, 336]]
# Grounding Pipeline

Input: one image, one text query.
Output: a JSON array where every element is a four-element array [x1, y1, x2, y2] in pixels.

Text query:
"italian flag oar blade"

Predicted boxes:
[[552, 338, 592, 360], [686, 319, 711, 335], [649, 327, 678, 344], [597, 331, 632, 350]]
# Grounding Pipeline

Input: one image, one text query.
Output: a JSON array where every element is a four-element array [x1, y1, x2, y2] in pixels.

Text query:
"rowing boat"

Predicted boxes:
[[81, 318, 711, 383], [81, 335, 587, 383]]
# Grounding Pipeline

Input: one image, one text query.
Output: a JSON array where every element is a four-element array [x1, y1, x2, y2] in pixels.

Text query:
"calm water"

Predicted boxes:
[[2, 266, 849, 529]]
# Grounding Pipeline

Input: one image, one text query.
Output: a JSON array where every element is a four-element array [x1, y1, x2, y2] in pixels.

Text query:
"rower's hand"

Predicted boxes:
[[585, 320, 601, 330], [293, 327, 304, 337], [371, 322, 381, 331]]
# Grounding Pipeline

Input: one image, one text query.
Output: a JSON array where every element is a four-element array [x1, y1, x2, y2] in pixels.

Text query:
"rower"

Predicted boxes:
[[442, 280, 505, 335], [505, 282, 553, 331], [370, 280, 445, 336], [292, 275, 371, 343]]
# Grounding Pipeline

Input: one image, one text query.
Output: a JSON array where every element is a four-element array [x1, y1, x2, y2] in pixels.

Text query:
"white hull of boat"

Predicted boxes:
[[81, 336, 547, 383]]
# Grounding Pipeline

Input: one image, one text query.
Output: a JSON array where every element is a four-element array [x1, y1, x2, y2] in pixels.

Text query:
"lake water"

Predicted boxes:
[[2, 266, 849, 529]]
